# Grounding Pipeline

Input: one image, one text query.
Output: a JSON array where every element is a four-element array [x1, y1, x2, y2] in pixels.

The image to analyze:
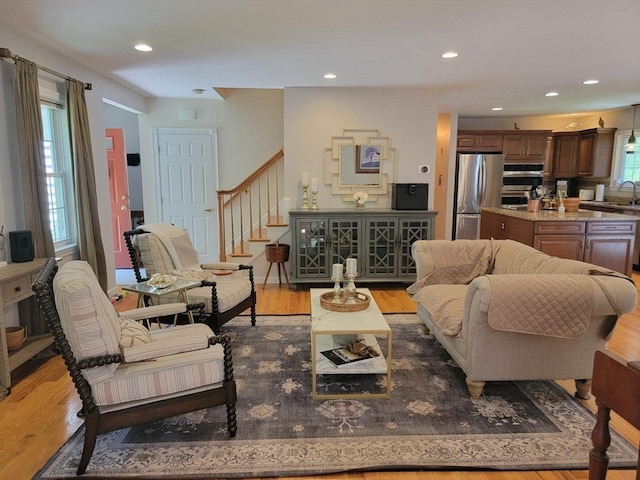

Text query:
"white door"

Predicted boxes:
[[155, 128, 219, 263]]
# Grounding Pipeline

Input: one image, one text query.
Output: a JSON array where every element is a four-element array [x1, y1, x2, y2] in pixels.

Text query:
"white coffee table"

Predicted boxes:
[[310, 288, 392, 399]]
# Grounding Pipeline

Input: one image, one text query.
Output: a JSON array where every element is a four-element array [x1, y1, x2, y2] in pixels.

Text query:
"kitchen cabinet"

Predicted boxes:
[[456, 132, 503, 152], [577, 128, 616, 177], [480, 209, 637, 275], [502, 133, 550, 163], [0, 258, 52, 397], [289, 209, 436, 287], [456, 130, 551, 162], [551, 128, 616, 178], [551, 132, 580, 177]]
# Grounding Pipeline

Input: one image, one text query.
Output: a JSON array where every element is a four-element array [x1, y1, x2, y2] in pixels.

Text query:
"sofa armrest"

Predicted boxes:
[[467, 274, 636, 318]]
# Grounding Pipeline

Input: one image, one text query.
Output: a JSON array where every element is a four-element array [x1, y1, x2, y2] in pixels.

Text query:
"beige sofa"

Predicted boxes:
[[409, 239, 637, 399]]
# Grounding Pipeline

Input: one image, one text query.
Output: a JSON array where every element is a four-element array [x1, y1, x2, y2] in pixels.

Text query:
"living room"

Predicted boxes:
[[0, 1, 639, 478]]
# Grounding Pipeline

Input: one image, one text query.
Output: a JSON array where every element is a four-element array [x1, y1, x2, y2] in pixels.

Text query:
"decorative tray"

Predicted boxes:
[[147, 274, 177, 289], [320, 291, 371, 312]]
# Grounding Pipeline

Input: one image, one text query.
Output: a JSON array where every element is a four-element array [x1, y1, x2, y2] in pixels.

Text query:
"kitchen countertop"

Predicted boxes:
[[482, 207, 639, 221], [579, 200, 640, 213]]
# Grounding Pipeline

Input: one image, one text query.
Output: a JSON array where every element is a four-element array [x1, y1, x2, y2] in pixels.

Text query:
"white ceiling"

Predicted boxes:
[[2, 0, 639, 117]]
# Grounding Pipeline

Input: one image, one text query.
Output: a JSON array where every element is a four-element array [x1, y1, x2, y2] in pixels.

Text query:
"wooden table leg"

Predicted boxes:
[[262, 262, 274, 289], [589, 402, 611, 480]]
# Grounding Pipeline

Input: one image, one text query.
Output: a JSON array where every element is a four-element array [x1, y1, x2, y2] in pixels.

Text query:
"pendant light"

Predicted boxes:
[[625, 104, 638, 153]]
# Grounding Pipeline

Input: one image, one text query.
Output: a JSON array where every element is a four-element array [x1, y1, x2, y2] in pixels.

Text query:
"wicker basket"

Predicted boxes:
[[265, 243, 290, 262], [561, 197, 580, 213], [6, 326, 27, 351]]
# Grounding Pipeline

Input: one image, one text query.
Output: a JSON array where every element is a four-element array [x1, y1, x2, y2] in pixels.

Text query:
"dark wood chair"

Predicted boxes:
[[124, 225, 257, 334], [32, 258, 237, 475]]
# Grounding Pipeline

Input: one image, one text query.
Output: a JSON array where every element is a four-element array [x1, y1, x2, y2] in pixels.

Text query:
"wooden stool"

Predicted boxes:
[[263, 243, 290, 289]]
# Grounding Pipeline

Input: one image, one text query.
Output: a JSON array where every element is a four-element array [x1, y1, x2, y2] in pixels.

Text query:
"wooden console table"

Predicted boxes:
[[589, 349, 640, 479], [0, 258, 53, 398]]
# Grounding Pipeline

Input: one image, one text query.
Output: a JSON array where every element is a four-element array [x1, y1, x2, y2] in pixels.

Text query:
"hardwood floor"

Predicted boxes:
[[1, 281, 638, 479]]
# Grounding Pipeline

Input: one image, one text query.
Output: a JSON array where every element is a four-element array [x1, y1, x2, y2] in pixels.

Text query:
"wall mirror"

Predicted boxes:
[[324, 129, 395, 203]]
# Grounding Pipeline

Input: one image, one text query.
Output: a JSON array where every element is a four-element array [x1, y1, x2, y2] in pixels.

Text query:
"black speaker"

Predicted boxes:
[[126, 153, 141, 166], [9, 230, 34, 263], [391, 183, 429, 210]]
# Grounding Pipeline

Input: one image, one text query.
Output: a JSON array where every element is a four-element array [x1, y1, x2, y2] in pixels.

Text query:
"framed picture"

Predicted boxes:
[[355, 144, 381, 173]]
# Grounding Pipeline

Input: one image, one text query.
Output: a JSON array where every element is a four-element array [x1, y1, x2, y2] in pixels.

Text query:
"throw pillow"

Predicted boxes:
[[119, 318, 152, 348]]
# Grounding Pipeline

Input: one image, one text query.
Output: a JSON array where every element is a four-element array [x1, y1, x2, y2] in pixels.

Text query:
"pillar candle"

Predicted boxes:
[[301, 171, 309, 186], [332, 263, 343, 280], [346, 258, 357, 275], [311, 177, 318, 192]]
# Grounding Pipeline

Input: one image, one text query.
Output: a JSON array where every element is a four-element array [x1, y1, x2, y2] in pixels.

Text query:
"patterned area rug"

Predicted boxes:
[[36, 314, 638, 478]]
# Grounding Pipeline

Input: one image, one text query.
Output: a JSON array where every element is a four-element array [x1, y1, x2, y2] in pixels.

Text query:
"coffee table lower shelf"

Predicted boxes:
[[312, 332, 391, 400]]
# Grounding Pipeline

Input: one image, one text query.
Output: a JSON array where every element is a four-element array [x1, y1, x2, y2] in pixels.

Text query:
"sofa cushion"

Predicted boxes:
[[53, 261, 120, 383], [411, 284, 468, 336], [119, 318, 152, 348]]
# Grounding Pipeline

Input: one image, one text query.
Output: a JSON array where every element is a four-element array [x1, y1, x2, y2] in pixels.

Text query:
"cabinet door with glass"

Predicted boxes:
[[329, 217, 361, 271], [294, 218, 329, 278], [365, 217, 399, 278], [397, 217, 434, 278]]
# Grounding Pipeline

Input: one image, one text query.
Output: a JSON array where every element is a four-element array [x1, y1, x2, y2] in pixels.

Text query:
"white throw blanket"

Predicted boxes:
[[140, 223, 201, 271]]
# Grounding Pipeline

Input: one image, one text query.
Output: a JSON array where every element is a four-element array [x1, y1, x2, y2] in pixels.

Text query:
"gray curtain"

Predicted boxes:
[[14, 58, 55, 259], [15, 58, 55, 336], [66, 79, 108, 291]]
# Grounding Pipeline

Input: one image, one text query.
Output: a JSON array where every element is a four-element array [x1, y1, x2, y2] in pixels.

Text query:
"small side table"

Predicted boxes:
[[122, 279, 202, 327], [589, 349, 640, 479]]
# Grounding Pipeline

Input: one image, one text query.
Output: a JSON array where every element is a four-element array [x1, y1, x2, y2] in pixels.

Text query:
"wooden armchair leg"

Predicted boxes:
[[77, 411, 99, 475]]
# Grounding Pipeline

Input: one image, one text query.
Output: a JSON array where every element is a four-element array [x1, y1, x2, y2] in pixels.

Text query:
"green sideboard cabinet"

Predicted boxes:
[[289, 209, 437, 288]]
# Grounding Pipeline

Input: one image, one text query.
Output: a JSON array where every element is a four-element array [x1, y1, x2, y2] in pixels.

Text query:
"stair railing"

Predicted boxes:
[[217, 148, 285, 260]]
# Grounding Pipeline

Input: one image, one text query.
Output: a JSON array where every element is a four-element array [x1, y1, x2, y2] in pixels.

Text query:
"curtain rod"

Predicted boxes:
[[0, 47, 92, 90]]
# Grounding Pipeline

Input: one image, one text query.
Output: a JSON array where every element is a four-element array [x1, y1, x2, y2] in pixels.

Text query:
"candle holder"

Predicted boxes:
[[331, 277, 342, 303], [301, 185, 310, 210], [344, 272, 357, 304], [311, 191, 319, 210]]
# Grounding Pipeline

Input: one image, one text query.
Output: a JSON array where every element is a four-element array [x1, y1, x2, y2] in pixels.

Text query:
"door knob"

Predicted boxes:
[[121, 205, 128, 211], [203, 207, 213, 212], [121, 195, 128, 200]]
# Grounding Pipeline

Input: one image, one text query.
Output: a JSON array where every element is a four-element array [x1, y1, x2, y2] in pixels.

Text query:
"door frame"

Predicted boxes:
[[152, 127, 220, 260]]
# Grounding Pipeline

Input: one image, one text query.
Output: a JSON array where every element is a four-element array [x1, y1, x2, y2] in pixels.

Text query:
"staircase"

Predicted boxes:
[[217, 148, 288, 261]]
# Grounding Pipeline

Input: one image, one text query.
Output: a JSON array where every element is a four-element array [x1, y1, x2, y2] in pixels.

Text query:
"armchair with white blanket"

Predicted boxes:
[[124, 223, 256, 333], [409, 239, 637, 399]]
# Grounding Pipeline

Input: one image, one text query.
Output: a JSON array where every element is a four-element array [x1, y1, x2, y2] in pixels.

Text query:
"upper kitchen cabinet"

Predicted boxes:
[[551, 128, 616, 178], [502, 132, 551, 163], [577, 128, 616, 177], [552, 132, 580, 177], [457, 131, 503, 152]]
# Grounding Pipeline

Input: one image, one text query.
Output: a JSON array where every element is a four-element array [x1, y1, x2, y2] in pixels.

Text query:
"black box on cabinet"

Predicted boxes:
[[9, 230, 34, 263], [392, 183, 429, 210]]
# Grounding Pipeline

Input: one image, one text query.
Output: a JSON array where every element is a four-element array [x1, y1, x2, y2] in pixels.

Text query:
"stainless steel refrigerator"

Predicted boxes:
[[453, 153, 504, 239]]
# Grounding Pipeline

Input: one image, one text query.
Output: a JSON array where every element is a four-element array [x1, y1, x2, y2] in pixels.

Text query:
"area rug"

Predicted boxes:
[[36, 314, 638, 478]]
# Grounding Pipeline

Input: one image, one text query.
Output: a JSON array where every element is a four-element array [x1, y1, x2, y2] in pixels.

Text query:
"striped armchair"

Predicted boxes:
[[32, 258, 237, 475], [124, 224, 257, 334]]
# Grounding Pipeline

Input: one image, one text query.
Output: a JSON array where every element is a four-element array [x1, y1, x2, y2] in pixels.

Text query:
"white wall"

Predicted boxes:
[[458, 107, 633, 132], [284, 87, 439, 210], [138, 90, 284, 225]]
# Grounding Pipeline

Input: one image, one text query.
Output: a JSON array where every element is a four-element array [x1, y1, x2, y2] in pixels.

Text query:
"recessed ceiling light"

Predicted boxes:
[[491, 107, 503, 111], [583, 79, 599, 85], [134, 43, 153, 52], [324, 73, 337, 79], [441, 51, 458, 59], [545, 91, 559, 97]]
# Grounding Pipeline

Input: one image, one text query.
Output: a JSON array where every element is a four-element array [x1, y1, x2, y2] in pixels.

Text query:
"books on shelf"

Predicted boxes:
[[320, 346, 376, 368]]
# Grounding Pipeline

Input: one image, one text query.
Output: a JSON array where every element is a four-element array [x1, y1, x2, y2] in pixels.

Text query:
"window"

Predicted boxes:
[[611, 129, 640, 187], [41, 102, 76, 249]]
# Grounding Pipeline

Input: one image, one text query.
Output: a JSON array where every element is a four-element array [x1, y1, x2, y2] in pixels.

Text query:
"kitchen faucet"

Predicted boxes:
[[618, 181, 638, 204]]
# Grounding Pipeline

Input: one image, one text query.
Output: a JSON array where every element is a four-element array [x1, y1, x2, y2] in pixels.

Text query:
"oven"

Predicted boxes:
[[501, 163, 544, 206]]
